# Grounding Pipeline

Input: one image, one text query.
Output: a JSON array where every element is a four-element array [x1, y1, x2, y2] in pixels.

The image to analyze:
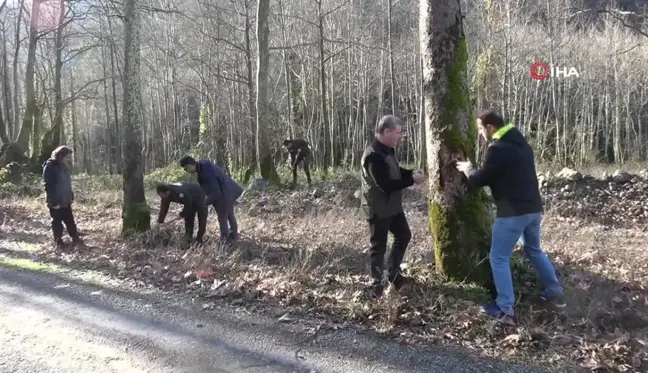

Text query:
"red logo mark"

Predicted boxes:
[[530, 62, 550, 80]]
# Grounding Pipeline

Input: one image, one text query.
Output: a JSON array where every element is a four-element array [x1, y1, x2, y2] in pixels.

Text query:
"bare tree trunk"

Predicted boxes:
[[107, 14, 122, 173], [121, 0, 150, 234], [70, 73, 79, 172], [421, 0, 492, 287], [0, 5, 11, 142], [255, 0, 279, 182], [316, 0, 330, 176], [15, 0, 41, 153], [39, 0, 66, 164], [11, 0, 25, 136], [417, 45, 426, 170], [387, 0, 396, 115], [242, 0, 257, 182]]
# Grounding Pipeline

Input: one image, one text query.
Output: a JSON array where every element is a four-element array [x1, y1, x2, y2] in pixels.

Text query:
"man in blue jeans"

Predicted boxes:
[[455, 109, 565, 325]]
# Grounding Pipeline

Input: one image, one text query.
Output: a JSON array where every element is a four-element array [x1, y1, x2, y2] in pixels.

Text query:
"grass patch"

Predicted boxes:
[[0, 256, 57, 272]]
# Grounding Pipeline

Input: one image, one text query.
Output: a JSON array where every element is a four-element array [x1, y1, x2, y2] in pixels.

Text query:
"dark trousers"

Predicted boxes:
[[368, 212, 412, 285], [213, 203, 237, 239], [291, 155, 312, 186], [49, 206, 78, 240], [184, 206, 207, 242]]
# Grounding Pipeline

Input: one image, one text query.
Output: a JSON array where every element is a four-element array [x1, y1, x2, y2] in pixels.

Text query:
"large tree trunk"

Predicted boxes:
[[255, 0, 279, 182], [121, 0, 150, 234], [39, 0, 66, 165], [316, 0, 330, 177], [420, 0, 493, 287], [15, 0, 41, 153]]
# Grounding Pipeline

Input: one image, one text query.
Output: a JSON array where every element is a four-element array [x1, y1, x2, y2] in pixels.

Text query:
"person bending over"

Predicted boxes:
[[156, 182, 208, 249], [179, 156, 243, 243], [282, 139, 312, 188]]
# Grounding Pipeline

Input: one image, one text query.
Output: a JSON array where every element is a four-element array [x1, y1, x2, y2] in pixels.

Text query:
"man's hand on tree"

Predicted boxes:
[[455, 159, 474, 177], [412, 171, 426, 184]]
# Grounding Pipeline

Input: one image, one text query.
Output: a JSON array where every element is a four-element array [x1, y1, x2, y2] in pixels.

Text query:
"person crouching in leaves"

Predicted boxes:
[[155, 182, 208, 250], [42, 145, 84, 249]]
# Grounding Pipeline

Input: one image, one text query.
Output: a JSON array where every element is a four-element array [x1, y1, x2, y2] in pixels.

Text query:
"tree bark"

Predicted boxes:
[[420, 0, 493, 286], [39, 0, 66, 165], [15, 0, 41, 153], [121, 0, 150, 234], [255, 0, 279, 182]]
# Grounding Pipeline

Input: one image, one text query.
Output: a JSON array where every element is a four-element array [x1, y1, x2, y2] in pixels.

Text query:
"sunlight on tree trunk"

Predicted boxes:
[[121, 0, 150, 234], [255, 0, 280, 183], [15, 0, 41, 154]]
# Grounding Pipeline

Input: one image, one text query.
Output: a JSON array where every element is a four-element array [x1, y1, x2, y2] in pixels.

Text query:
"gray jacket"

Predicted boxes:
[[42, 158, 73, 208]]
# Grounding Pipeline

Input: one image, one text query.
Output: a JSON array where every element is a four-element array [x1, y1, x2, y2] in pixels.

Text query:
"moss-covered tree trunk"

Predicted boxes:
[[255, 0, 280, 183], [420, 0, 493, 287], [121, 0, 150, 235]]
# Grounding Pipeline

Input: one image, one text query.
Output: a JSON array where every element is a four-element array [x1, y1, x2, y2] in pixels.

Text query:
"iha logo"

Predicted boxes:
[[530, 62, 580, 80]]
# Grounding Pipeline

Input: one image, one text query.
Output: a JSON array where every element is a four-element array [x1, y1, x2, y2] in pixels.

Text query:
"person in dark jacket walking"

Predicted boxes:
[[456, 109, 565, 325], [360, 115, 425, 298], [179, 156, 243, 242], [155, 182, 208, 249], [42, 145, 84, 248]]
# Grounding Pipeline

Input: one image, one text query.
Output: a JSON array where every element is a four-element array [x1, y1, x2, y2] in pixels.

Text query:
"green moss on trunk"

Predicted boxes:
[[122, 201, 151, 236], [429, 192, 493, 285], [443, 36, 477, 158], [428, 33, 493, 288]]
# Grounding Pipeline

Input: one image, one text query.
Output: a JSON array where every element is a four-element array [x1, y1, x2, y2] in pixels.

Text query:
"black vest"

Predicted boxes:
[[360, 141, 403, 219]]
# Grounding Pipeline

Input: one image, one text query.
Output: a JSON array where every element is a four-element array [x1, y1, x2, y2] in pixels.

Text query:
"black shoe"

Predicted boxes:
[[180, 235, 192, 250], [365, 283, 384, 299], [388, 273, 410, 291], [54, 237, 65, 249], [228, 231, 239, 241]]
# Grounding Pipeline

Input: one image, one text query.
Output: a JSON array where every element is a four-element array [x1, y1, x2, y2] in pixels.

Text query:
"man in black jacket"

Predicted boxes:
[[360, 115, 425, 298], [456, 109, 565, 325], [42, 145, 84, 249], [156, 182, 208, 249]]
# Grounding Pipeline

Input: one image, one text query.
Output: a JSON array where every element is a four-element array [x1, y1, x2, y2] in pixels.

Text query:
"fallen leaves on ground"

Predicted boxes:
[[1, 172, 648, 372]]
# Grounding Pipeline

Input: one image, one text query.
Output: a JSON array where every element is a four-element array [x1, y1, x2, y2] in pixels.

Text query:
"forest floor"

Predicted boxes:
[[1, 168, 647, 372]]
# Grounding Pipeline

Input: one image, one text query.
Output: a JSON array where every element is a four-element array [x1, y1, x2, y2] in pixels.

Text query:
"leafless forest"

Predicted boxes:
[[1, 0, 648, 176]]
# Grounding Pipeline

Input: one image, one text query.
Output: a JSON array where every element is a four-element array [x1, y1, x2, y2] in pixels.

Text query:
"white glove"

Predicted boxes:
[[455, 159, 474, 177]]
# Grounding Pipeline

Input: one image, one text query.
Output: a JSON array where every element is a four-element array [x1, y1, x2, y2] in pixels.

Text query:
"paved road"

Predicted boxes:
[[0, 265, 546, 373]]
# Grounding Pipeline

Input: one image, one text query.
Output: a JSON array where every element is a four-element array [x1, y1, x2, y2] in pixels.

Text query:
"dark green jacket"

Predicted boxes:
[[360, 139, 414, 219]]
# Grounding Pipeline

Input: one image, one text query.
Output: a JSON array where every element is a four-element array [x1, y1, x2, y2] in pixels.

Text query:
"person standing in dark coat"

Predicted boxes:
[[42, 145, 84, 248], [179, 156, 243, 242], [360, 115, 425, 298], [155, 182, 208, 249], [456, 109, 565, 326]]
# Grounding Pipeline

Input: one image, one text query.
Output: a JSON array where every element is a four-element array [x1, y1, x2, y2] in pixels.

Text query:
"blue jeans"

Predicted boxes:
[[490, 212, 563, 316]]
